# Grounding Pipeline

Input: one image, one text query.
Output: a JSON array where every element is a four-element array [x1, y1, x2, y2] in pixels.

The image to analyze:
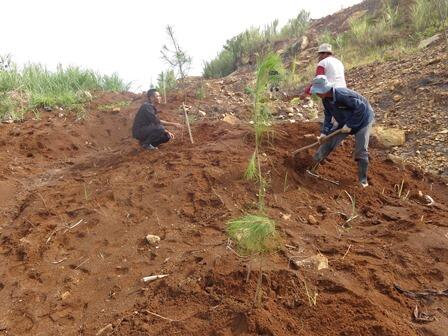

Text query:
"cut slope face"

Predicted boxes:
[[0, 91, 447, 336], [348, 42, 448, 177]]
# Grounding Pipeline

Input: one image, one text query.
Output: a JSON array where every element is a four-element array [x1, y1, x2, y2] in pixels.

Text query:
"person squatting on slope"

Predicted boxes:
[[132, 89, 181, 150], [309, 75, 374, 188], [302, 43, 346, 97]]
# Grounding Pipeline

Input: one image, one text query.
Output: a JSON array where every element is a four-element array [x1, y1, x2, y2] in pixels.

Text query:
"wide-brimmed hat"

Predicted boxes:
[[318, 43, 333, 53], [310, 75, 333, 94]]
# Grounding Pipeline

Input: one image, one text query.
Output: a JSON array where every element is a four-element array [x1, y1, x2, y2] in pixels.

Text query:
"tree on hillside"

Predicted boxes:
[[161, 25, 194, 143]]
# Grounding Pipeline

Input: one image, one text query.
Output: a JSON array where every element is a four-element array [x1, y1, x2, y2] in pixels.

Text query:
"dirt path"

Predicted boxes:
[[0, 92, 447, 336]]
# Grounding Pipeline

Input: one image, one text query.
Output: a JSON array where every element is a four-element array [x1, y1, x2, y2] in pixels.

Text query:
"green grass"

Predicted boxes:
[[412, 0, 448, 35], [0, 62, 130, 121]]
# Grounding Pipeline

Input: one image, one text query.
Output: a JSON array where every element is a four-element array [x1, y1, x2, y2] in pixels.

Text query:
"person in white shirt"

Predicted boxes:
[[302, 43, 346, 96]]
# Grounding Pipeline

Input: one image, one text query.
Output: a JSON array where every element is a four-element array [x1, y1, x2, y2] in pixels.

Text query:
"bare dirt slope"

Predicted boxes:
[[348, 42, 448, 177], [0, 90, 447, 336]]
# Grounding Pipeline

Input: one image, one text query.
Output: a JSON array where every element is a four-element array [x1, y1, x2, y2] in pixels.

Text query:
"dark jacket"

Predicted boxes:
[[132, 102, 164, 139], [321, 87, 374, 135]]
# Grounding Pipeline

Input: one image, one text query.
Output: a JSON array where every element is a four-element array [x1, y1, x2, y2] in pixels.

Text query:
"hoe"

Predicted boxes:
[[292, 128, 343, 185]]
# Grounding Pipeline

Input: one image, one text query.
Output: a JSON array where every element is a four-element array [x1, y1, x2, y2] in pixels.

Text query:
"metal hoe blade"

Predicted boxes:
[[306, 170, 340, 186]]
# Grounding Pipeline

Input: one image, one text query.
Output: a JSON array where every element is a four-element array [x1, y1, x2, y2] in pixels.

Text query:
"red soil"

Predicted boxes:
[[0, 92, 447, 336]]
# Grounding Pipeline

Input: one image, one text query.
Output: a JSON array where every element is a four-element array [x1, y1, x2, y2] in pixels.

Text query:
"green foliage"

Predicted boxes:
[[243, 53, 284, 209], [313, 0, 447, 70], [195, 83, 206, 99], [253, 53, 284, 143], [382, 0, 400, 28], [244, 86, 254, 96], [280, 10, 310, 38], [263, 19, 280, 42], [319, 31, 346, 51], [412, 0, 448, 34], [161, 25, 192, 81], [349, 15, 370, 43], [0, 61, 129, 121], [227, 214, 279, 255], [156, 69, 177, 92], [0, 93, 24, 120], [203, 50, 236, 79], [245, 151, 257, 181], [202, 12, 309, 78]]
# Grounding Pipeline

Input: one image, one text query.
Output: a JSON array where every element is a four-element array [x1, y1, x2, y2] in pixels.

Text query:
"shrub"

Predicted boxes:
[[280, 10, 310, 38], [203, 50, 236, 78]]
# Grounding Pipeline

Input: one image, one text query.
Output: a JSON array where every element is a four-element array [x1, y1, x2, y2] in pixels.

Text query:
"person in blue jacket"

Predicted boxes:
[[309, 75, 375, 187]]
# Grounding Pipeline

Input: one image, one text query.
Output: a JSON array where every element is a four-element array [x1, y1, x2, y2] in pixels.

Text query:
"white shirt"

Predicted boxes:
[[318, 56, 346, 88]]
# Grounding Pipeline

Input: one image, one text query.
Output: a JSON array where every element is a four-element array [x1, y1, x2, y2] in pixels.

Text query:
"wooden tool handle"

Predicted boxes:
[[292, 128, 344, 156]]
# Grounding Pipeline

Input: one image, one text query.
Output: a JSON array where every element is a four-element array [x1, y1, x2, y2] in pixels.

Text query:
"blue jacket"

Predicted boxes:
[[321, 87, 374, 135]]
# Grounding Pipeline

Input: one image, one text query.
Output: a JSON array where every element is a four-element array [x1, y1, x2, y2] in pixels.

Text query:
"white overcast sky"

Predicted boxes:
[[1, 0, 361, 92]]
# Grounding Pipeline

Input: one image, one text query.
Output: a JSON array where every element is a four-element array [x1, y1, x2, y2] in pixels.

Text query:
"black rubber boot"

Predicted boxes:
[[358, 159, 369, 187]]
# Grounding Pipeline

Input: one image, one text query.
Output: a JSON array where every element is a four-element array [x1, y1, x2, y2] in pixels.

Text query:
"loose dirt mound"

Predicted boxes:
[[0, 92, 447, 336]]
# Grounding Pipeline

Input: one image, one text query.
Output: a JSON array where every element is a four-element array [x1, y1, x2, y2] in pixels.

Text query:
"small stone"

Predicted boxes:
[[308, 215, 318, 225], [373, 126, 406, 148], [96, 324, 113, 336], [393, 95, 402, 102], [61, 291, 71, 300], [387, 154, 405, 166], [146, 234, 161, 245], [222, 115, 239, 125], [199, 110, 206, 116], [418, 34, 441, 49]]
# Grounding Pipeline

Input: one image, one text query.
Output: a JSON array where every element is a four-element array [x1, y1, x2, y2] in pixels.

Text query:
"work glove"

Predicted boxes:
[[341, 125, 352, 133], [317, 133, 326, 144]]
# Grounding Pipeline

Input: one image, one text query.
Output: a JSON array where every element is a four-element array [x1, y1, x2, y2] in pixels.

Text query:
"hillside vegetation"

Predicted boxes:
[[0, 57, 129, 121], [203, 0, 448, 79]]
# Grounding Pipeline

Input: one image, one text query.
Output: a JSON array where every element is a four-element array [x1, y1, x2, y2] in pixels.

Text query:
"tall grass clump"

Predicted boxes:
[[227, 54, 283, 305], [382, 0, 400, 29], [349, 15, 371, 43], [0, 60, 130, 121], [412, 0, 448, 34]]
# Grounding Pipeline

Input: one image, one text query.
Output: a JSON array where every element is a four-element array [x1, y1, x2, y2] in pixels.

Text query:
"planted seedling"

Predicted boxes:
[[227, 214, 280, 305]]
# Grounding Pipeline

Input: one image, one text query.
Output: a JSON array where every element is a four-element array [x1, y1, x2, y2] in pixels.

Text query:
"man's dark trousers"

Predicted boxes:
[[134, 125, 170, 147]]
